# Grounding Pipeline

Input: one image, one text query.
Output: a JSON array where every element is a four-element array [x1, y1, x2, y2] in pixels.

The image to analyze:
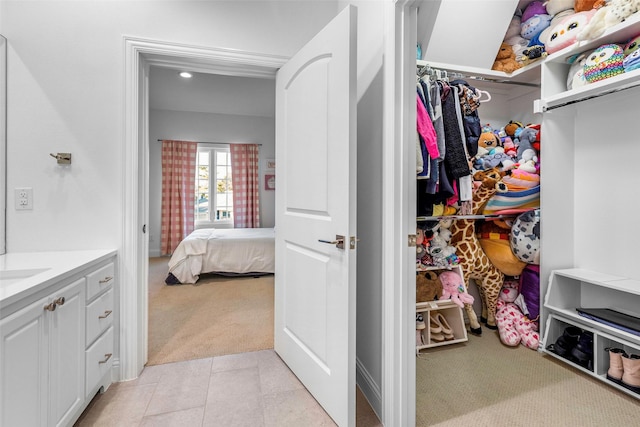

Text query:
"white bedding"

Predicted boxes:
[[167, 227, 275, 284]]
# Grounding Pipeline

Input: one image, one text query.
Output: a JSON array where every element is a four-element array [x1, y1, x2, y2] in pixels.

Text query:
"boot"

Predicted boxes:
[[621, 353, 640, 394], [571, 331, 593, 370], [605, 347, 626, 385]]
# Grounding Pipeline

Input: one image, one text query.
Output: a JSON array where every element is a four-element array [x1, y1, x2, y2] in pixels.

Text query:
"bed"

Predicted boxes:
[[165, 227, 275, 284]]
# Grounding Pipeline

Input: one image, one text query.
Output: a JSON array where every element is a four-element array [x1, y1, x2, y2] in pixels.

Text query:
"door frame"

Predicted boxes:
[[121, 36, 287, 380], [381, 1, 419, 426]]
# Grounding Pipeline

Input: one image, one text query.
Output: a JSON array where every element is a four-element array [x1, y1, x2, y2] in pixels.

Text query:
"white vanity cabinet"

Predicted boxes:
[[0, 250, 116, 427], [1, 278, 85, 427]]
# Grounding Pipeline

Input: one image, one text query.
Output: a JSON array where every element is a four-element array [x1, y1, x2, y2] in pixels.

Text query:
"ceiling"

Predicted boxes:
[[149, 66, 276, 118]]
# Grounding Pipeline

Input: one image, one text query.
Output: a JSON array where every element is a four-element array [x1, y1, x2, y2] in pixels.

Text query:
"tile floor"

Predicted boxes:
[[75, 349, 382, 427]]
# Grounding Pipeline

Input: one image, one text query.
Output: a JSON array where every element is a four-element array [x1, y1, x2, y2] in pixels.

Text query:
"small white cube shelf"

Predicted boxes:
[[542, 269, 640, 400], [416, 265, 469, 351]]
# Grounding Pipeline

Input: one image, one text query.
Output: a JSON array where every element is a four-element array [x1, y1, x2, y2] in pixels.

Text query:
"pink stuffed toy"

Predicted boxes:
[[495, 282, 539, 349], [439, 270, 474, 308]]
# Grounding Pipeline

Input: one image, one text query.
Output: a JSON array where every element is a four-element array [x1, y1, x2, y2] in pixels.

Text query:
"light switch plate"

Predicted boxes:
[[15, 187, 33, 210]]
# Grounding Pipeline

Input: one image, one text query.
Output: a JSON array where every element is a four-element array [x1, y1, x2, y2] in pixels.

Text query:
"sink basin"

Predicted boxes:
[[0, 268, 50, 286]]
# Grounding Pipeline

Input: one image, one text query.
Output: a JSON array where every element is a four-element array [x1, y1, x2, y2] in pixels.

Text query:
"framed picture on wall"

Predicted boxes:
[[265, 174, 276, 191], [265, 158, 276, 171]]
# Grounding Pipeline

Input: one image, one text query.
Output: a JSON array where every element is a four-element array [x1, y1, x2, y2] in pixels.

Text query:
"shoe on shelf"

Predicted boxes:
[[416, 313, 426, 330], [430, 331, 445, 343], [621, 353, 640, 394], [570, 331, 593, 370], [606, 347, 626, 385], [548, 326, 581, 358], [431, 312, 454, 340]]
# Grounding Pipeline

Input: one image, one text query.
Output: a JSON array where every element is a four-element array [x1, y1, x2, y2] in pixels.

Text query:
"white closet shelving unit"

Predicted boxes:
[[538, 14, 640, 400]]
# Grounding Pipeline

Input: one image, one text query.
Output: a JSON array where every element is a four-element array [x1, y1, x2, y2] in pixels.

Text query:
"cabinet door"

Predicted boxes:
[[0, 296, 49, 427], [49, 278, 86, 427]]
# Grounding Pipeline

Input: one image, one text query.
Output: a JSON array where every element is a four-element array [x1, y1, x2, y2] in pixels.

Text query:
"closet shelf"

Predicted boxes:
[[537, 13, 640, 111], [537, 68, 640, 112]]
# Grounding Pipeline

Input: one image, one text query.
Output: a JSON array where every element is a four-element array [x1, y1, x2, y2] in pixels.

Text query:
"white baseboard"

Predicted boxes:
[[356, 356, 382, 420], [149, 248, 161, 258]]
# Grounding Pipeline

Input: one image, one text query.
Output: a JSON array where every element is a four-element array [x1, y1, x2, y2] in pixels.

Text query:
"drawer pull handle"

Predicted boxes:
[[44, 302, 57, 311], [98, 353, 113, 364], [99, 310, 113, 319], [99, 276, 113, 284], [54, 297, 65, 306]]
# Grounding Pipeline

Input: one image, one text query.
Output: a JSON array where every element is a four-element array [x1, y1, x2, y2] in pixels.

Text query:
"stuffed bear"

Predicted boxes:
[[495, 281, 540, 349], [416, 271, 443, 303], [492, 42, 523, 73], [439, 270, 474, 308]]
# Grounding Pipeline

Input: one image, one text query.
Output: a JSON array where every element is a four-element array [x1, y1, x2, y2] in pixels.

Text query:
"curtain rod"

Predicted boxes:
[[156, 139, 262, 146]]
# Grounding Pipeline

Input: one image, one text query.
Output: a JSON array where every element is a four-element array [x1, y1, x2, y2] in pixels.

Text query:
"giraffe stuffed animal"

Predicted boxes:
[[450, 168, 508, 333]]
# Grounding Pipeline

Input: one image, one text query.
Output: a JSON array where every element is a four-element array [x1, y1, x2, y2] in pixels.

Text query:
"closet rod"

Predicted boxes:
[[156, 139, 262, 146], [542, 81, 640, 112], [417, 64, 540, 88]]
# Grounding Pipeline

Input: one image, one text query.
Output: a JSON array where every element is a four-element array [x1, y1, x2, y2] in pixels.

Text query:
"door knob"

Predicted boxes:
[[318, 235, 345, 249]]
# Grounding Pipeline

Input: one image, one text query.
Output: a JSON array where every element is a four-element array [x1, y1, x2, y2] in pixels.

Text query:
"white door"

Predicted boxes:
[[274, 5, 357, 427]]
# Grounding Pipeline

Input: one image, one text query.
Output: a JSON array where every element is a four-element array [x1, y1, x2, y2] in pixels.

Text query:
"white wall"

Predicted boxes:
[[1, 0, 339, 252], [149, 108, 276, 257]]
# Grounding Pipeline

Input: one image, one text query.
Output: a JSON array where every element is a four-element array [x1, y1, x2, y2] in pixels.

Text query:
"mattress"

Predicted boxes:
[[167, 227, 275, 284]]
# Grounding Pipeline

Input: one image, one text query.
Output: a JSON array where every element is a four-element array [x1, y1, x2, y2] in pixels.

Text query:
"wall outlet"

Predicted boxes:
[[15, 187, 33, 210]]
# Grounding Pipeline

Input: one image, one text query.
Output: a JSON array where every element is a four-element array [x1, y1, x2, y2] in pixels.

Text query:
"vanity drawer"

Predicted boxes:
[[86, 263, 114, 301], [86, 288, 114, 346], [85, 326, 113, 399]]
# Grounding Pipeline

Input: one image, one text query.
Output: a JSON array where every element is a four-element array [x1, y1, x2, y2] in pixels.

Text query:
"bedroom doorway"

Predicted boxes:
[[145, 67, 278, 366]]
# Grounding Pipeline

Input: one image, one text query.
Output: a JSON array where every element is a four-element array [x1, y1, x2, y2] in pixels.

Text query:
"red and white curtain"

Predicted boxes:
[[160, 140, 198, 255], [230, 144, 260, 228]]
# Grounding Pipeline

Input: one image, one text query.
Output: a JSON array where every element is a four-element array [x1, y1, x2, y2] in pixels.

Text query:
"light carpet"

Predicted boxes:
[[416, 330, 640, 426], [147, 257, 274, 366]]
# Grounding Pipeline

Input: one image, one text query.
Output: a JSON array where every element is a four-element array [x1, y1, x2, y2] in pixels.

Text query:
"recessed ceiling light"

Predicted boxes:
[[179, 72, 192, 78]]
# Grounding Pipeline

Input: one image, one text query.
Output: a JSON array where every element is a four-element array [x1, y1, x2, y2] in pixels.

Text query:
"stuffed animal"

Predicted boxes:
[[574, 0, 606, 12], [522, 1, 548, 22], [510, 209, 541, 264], [540, 8, 576, 46], [492, 42, 523, 73], [624, 47, 640, 71], [521, 13, 553, 40], [566, 49, 595, 89], [477, 221, 527, 276], [545, 10, 598, 54], [624, 34, 640, 55], [504, 120, 524, 138], [478, 124, 502, 151], [495, 282, 540, 349], [577, 0, 640, 41], [416, 271, 443, 303], [545, 0, 575, 16], [583, 43, 625, 83], [439, 270, 474, 308], [516, 126, 539, 164]]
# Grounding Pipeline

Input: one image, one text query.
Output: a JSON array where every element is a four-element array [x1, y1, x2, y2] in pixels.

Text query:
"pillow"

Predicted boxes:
[[519, 264, 540, 323], [510, 209, 541, 265], [566, 49, 594, 90], [545, 10, 597, 55], [522, 1, 548, 22]]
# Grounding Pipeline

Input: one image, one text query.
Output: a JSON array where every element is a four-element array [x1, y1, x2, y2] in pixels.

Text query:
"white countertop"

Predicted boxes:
[[0, 249, 117, 309]]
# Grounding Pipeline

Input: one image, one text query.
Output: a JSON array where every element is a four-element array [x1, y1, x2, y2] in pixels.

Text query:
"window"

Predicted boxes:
[[195, 145, 233, 226]]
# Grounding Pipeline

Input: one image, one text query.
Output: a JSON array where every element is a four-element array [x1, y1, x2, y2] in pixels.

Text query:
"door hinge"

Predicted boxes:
[[408, 234, 417, 247]]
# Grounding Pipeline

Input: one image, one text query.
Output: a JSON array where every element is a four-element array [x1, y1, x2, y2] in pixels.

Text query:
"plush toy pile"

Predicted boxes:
[[493, 0, 640, 71], [416, 220, 459, 270], [495, 280, 540, 349]]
